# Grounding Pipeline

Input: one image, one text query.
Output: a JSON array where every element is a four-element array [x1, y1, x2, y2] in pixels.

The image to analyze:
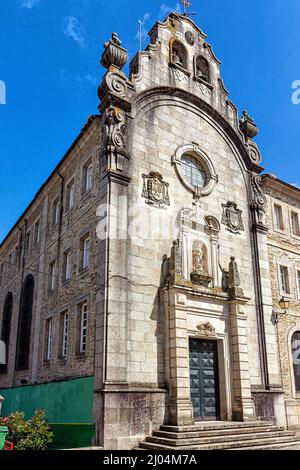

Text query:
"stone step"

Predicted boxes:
[[140, 435, 299, 451], [233, 440, 300, 451], [153, 425, 284, 440], [145, 430, 295, 447], [160, 421, 273, 433]]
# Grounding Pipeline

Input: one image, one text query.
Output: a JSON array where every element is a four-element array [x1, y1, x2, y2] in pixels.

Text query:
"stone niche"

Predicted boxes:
[[179, 207, 221, 289], [190, 240, 212, 287]]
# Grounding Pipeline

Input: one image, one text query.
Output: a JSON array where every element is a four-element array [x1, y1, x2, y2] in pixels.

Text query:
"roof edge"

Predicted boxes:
[[0, 114, 101, 249]]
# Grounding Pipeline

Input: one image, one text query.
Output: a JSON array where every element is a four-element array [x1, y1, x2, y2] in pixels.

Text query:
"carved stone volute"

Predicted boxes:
[[250, 173, 267, 227], [101, 105, 129, 173], [98, 33, 134, 177]]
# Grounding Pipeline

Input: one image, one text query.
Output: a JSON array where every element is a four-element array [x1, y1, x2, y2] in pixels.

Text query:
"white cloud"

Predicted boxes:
[[19, 0, 40, 8], [159, 2, 181, 19], [84, 74, 97, 86], [63, 16, 87, 48], [76, 74, 97, 86]]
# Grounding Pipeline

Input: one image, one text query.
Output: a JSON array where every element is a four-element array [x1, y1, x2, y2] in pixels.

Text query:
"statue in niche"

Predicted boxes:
[[190, 242, 212, 287], [193, 248, 205, 272]]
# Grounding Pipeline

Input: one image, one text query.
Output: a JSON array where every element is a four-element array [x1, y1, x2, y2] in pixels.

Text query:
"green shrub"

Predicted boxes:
[[0, 410, 54, 450]]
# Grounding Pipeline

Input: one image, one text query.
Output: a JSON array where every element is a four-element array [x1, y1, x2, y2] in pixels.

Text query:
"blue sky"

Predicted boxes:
[[0, 0, 299, 242]]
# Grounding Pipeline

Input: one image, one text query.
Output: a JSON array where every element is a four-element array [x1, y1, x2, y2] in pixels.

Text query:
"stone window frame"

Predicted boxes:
[[58, 310, 69, 361], [287, 323, 300, 399], [75, 299, 89, 358], [51, 196, 60, 228], [65, 176, 76, 213], [78, 232, 91, 274], [272, 200, 285, 234], [289, 207, 300, 240], [172, 143, 218, 197], [49, 260, 57, 292], [277, 263, 292, 298], [62, 248, 73, 284], [193, 55, 213, 88], [294, 266, 300, 301], [43, 315, 53, 363], [81, 155, 94, 197], [169, 38, 190, 75], [24, 230, 31, 256], [33, 218, 41, 246]]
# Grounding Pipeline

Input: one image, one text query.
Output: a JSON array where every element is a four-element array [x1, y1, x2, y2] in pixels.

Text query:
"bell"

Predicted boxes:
[[172, 52, 182, 66]]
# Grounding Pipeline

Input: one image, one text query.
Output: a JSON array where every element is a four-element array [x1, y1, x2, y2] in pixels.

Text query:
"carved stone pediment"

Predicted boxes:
[[196, 322, 216, 337]]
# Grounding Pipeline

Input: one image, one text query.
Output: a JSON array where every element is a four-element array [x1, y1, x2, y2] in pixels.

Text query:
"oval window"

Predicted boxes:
[[180, 154, 207, 190]]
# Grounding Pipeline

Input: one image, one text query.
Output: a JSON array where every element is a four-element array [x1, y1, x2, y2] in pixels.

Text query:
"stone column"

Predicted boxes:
[[163, 288, 194, 426], [93, 31, 134, 446], [229, 300, 256, 421]]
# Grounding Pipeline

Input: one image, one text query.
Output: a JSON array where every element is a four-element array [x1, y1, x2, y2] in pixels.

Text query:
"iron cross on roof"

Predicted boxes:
[[180, 0, 197, 17]]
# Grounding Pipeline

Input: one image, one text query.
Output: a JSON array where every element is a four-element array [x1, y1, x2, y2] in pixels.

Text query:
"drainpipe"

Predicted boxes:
[[55, 170, 65, 305], [12, 221, 27, 385]]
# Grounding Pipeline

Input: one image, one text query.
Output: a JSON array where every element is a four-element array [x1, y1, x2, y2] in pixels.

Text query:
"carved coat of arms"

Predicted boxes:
[[221, 201, 244, 234], [196, 322, 216, 337], [142, 172, 170, 209]]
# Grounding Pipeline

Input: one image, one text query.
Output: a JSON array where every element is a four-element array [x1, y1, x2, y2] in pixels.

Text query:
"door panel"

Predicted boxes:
[[189, 339, 220, 420]]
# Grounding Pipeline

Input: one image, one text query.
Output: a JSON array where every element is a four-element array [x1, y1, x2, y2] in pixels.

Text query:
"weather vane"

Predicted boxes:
[[180, 0, 197, 17]]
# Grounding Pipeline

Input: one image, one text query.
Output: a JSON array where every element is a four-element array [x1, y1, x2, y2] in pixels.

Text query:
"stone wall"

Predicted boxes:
[[264, 176, 300, 428], [0, 117, 101, 390]]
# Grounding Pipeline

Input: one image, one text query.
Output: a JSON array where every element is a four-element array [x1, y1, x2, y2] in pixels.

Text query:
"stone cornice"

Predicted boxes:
[[263, 173, 300, 201]]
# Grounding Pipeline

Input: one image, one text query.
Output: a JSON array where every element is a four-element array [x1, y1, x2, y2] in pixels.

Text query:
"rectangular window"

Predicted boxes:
[[52, 198, 60, 226], [63, 250, 72, 281], [297, 271, 300, 297], [15, 245, 19, 267], [8, 253, 12, 267], [83, 161, 93, 193], [25, 231, 30, 254], [79, 303, 88, 354], [81, 236, 90, 270], [50, 262, 56, 291], [279, 265, 290, 294], [67, 180, 75, 210], [34, 220, 41, 244], [291, 212, 300, 237], [61, 312, 69, 358], [45, 318, 53, 361], [274, 204, 284, 231]]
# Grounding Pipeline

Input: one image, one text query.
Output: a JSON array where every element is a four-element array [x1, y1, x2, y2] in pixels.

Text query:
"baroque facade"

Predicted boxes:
[[0, 13, 300, 449]]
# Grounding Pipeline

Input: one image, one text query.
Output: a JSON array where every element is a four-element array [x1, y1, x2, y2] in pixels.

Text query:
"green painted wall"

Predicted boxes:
[[0, 376, 94, 423]]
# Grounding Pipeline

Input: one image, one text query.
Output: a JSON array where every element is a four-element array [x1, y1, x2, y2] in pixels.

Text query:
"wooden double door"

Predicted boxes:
[[189, 338, 220, 420]]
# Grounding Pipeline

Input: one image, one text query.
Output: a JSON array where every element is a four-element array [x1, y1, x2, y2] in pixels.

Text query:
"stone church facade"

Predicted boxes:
[[0, 13, 300, 449]]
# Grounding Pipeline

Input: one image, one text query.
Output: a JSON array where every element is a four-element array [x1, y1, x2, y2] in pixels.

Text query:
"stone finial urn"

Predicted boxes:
[[239, 110, 259, 140], [228, 256, 244, 299], [101, 32, 128, 70]]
